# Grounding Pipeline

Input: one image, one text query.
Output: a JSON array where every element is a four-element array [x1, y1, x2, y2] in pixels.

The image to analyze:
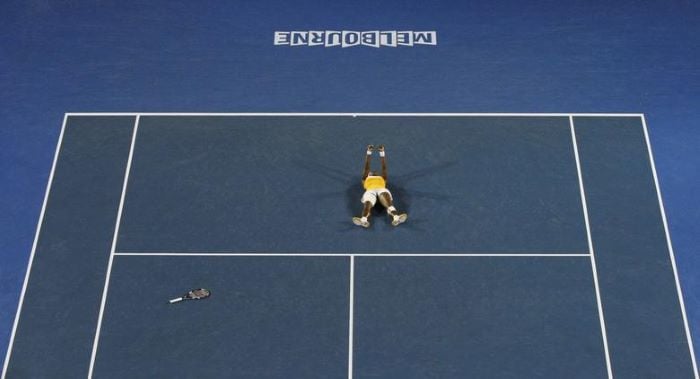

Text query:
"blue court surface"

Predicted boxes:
[[2, 114, 696, 378]]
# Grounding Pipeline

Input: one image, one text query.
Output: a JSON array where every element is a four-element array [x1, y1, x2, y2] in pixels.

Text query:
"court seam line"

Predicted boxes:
[[63, 112, 644, 117], [113, 252, 591, 257], [348, 255, 354, 379], [2, 114, 68, 379], [569, 116, 614, 378], [641, 115, 699, 378], [87, 115, 140, 379]]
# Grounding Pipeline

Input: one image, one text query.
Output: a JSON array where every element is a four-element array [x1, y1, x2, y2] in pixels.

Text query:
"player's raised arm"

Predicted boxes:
[[378, 145, 387, 180], [363, 144, 374, 180]]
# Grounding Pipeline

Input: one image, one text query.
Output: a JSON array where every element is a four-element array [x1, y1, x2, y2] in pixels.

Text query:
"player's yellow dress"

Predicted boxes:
[[361, 175, 391, 205], [363, 175, 386, 190]]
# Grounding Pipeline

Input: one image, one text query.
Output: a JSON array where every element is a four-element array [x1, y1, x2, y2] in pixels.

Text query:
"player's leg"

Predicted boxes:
[[378, 191, 407, 226], [353, 191, 377, 228], [353, 201, 373, 228]]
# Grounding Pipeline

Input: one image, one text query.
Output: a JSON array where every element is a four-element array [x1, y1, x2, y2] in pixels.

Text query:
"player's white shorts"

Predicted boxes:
[[361, 188, 392, 206]]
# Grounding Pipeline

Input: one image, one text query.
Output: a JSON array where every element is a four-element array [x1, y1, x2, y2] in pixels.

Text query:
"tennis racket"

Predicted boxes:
[[169, 288, 211, 304]]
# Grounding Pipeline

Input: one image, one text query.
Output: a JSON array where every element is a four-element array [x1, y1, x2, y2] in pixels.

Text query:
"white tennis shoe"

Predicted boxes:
[[353, 217, 370, 228], [392, 213, 408, 226]]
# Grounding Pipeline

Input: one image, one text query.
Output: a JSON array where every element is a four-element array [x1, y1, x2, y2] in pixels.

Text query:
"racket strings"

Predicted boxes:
[[170, 288, 211, 303], [187, 289, 211, 299]]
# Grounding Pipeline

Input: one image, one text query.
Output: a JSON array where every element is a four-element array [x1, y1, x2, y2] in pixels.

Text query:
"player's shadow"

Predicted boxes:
[[391, 160, 457, 212], [291, 159, 357, 217], [293, 160, 455, 230]]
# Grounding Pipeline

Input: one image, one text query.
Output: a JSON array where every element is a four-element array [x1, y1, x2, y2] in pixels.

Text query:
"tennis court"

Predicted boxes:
[[3, 114, 695, 378]]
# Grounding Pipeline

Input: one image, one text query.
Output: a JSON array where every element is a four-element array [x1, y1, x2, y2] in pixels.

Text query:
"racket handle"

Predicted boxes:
[[169, 297, 183, 304]]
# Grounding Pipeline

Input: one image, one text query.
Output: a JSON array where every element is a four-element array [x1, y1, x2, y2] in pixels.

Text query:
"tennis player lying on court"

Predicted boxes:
[[353, 145, 408, 228]]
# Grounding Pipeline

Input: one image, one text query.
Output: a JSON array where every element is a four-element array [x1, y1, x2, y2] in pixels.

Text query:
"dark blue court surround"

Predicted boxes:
[[3, 114, 695, 378], [3, 2, 700, 374]]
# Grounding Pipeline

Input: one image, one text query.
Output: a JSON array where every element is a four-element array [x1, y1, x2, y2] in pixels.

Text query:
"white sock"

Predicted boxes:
[[361, 217, 368, 222], [387, 206, 397, 215]]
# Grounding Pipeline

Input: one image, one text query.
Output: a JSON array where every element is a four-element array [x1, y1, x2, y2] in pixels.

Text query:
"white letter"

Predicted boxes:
[[380, 31, 397, 47], [342, 31, 361, 47], [413, 31, 437, 45], [361, 31, 380, 48], [274, 31, 290, 45], [290, 31, 309, 46], [325, 31, 342, 47], [396, 31, 413, 46], [308, 31, 325, 46]]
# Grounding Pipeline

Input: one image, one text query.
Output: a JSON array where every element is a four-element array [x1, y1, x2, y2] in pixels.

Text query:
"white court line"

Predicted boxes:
[[64, 112, 644, 117], [114, 252, 590, 257], [2, 115, 68, 379], [641, 115, 699, 378], [347, 255, 355, 379], [569, 116, 613, 378], [9, 112, 683, 377], [87, 116, 140, 379]]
